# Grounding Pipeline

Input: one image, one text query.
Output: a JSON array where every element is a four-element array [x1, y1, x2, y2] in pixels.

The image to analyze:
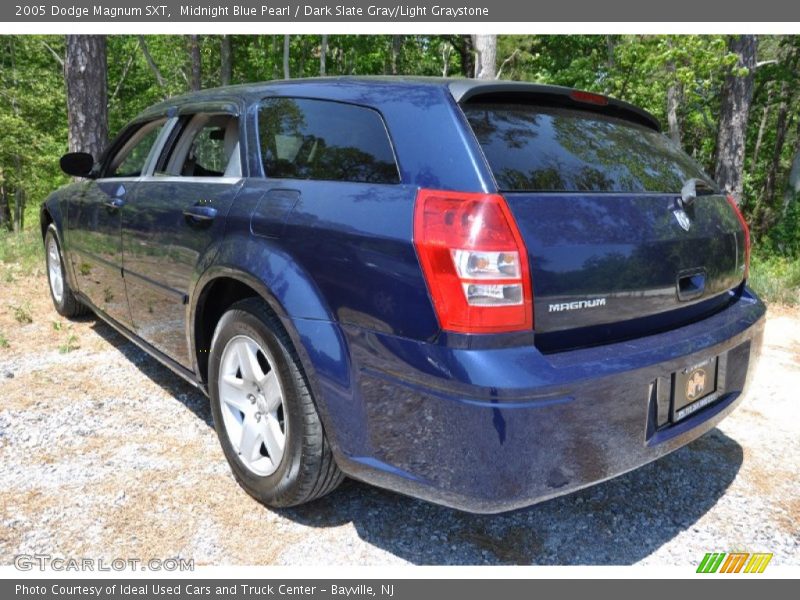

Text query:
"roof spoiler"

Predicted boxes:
[[448, 81, 661, 132]]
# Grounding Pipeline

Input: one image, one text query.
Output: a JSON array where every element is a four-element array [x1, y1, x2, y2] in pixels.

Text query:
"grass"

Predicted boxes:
[[10, 303, 33, 324], [0, 331, 8, 349], [749, 254, 800, 307], [0, 228, 43, 278], [58, 332, 80, 354]]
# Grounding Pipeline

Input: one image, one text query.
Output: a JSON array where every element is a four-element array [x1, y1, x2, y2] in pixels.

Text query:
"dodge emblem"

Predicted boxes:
[[673, 208, 691, 231]]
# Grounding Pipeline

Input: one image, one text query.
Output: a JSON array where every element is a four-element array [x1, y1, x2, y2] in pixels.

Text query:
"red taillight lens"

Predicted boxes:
[[726, 194, 751, 280], [569, 90, 609, 106], [413, 189, 533, 334]]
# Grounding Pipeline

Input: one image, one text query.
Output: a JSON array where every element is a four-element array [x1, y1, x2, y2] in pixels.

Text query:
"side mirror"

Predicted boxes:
[[60, 152, 95, 178]]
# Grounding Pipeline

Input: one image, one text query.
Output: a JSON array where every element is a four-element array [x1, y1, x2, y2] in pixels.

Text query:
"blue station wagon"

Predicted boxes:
[[42, 77, 765, 513]]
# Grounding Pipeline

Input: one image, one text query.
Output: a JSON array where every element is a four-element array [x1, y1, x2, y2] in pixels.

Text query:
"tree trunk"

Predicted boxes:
[[752, 86, 774, 167], [110, 50, 136, 101], [762, 82, 792, 214], [13, 188, 25, 234], [452, 35, 475, 78], [0, 184, 10, 231], [298, 37, 307, 76], [604, 35, 616, 94], [65, 35, 108, 158], [606, 35, 615, 68], [271, 36, 280, 79], [665, 61, 682, 145], [220, 35, 232, 86], [138, 36, 166, 91], [714, 35, 757, 205], [391, 35, 403, 75], [188, 35, 201, 90], [782, 117, 800, 216], [320, 35, 327, 76], [472, 34, 497, 79], [283, 35, 291, 79], [6, 38, 25, 232]]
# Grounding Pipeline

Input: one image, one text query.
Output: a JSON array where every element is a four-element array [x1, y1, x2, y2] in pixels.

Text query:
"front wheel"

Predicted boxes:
[[208, 298, 343, 507], [45, 224, 88, 318]]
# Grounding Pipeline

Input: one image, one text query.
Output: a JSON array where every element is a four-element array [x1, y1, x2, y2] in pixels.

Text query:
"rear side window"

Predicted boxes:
[[258, 98, 399, 184], [463, 103, 710, 193]]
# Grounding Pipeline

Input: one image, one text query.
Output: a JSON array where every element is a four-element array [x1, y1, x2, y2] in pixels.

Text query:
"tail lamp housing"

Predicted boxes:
[[413, 189, 533, 334], [726, 194, 751, 280]]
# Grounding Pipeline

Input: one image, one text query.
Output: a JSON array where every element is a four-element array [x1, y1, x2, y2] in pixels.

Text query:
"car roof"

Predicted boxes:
[[138, 76, 661, 131]]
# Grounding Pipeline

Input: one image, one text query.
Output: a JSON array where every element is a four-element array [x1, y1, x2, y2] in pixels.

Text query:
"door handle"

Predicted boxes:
[[183, 204, 218, 222], [103, 197, 126, 210]]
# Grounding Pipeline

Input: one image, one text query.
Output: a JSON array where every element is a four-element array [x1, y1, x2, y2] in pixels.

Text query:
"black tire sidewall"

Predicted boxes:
[[208, 304, 305, 504]]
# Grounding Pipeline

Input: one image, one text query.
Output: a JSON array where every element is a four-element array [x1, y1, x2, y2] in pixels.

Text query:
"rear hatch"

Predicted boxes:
[[461, 98, 747, 352]]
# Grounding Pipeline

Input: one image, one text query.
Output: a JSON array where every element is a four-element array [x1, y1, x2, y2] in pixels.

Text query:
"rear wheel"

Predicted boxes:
[[45, 224, 88, 318], [208, 298, 343, 507]]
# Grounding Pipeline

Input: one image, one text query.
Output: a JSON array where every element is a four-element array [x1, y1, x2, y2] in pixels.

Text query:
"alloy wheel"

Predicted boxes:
[[218, 334, 287, 476], [47, 235, 64, 305]]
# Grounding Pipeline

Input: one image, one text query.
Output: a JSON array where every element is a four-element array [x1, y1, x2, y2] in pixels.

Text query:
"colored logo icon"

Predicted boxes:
[[697, 552, 773, 573]]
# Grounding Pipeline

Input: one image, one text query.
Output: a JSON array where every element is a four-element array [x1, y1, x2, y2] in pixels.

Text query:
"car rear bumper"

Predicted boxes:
[[325, 288, 766, 513]]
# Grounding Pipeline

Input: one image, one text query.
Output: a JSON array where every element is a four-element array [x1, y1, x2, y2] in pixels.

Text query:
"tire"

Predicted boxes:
[[44, 224, 88, 318], [208, 297, 344, 507]]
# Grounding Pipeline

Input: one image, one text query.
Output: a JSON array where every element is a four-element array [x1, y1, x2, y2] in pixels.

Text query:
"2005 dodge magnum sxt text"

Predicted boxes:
[[42, 77, 765, 513]]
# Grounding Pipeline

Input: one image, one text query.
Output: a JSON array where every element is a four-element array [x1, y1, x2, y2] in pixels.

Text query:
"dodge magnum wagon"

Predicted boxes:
[[42, 77, 765, 512]]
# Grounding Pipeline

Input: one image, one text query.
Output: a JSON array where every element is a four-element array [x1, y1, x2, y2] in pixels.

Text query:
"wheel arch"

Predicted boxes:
[[189, 227, 355, 457], [190, 266, 350, 412], [40, 192, 67, 240], [40, 196, 81, 294], [191, 269, 285, 384], [40, 205, 54, 240]]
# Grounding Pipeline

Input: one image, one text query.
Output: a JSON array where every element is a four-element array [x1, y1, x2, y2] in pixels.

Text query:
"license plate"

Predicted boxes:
[[672, 357, 719, 422]]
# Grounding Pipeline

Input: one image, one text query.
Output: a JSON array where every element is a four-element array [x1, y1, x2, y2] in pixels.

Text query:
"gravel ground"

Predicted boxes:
[[0, 272, 798, 566]]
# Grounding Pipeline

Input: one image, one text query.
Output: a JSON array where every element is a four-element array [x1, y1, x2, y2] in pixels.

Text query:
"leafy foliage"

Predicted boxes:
[[0, 36, 70, 216], [0, 34, 798, 290]]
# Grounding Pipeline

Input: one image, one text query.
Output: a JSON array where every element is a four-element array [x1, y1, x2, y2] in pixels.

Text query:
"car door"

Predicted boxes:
[[66, 118, 169, 327], [121, 107, 244, 369]]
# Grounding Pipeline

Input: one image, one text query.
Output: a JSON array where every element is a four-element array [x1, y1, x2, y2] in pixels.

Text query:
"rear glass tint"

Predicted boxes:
[[258, 97, 399, 184], [463, 103, 710, 193]]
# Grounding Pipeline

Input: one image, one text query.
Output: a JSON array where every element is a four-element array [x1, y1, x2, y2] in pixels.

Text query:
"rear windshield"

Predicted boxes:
[[463, 103, 711, 193]]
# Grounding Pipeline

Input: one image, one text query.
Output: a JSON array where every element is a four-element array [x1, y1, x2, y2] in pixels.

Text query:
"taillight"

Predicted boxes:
[[413, 189, 533, 334], [726, 194, 751, 280]]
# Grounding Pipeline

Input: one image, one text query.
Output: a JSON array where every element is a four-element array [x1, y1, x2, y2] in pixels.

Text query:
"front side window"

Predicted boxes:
[[160, 114, 241, 177], [106, 119, 166, 178], [258, 97, 399, 184]]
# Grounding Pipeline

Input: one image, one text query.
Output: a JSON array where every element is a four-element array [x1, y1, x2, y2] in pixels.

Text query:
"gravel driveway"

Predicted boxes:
[[1, 273, 798, 566]]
